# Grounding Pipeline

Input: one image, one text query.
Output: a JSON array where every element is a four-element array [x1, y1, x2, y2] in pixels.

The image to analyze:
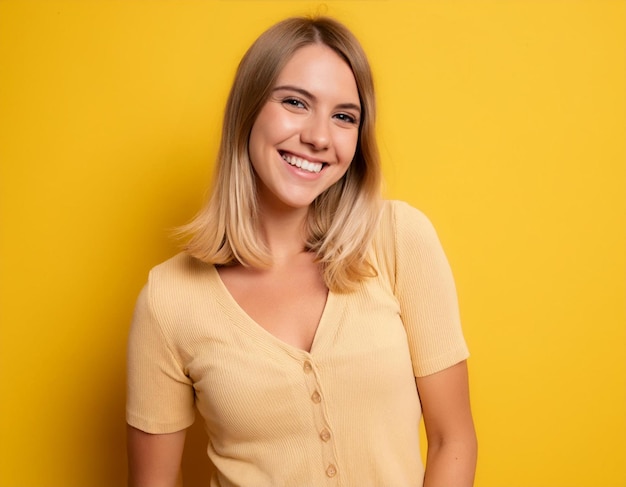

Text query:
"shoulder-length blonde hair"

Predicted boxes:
[[181, 16, 382, 293]]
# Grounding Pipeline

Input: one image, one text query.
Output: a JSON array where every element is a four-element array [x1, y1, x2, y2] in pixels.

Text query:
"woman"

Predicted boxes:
[[127, 16, 477, 487]]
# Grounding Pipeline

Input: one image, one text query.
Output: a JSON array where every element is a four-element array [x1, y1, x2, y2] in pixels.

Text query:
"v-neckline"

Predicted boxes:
[[209, 265, 343, 356]]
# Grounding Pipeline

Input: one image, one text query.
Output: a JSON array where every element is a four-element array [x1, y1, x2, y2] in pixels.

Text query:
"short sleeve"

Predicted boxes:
[[126, 279, 195, 433], [392, 201, 469, 377]]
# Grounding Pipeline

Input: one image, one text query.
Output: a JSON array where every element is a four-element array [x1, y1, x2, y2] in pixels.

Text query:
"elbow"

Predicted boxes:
[[428, 427, 478, 463]]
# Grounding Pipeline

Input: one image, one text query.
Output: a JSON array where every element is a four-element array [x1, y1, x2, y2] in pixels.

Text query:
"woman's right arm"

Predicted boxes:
[[127, 424, 187, 487]]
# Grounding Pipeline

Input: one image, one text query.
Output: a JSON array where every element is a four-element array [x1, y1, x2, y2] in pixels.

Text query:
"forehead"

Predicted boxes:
[[275, 44, 360, 104]]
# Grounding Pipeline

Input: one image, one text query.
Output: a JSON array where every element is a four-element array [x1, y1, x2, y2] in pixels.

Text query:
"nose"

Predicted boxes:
[[301, 113, 330, 150]]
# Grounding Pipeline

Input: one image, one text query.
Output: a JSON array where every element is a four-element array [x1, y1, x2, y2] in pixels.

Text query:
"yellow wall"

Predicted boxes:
[[1, 1, 624, 486]]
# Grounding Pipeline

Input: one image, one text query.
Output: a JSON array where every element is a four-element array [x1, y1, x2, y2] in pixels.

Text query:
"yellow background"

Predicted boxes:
[[1, 1, 624, 486]]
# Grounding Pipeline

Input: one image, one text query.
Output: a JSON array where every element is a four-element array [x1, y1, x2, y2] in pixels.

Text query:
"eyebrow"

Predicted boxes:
[[272, 85, 361, 114]]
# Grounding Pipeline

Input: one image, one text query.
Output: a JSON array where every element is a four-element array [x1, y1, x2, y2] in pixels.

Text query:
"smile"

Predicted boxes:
[[281, 153, 325, 174]]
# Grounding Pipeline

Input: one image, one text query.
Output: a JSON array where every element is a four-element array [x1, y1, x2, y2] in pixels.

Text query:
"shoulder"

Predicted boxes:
[[148, 252, 212, 286], [144, 252, 215, 313], [377, 200, 440, 247], [371, 200, 440, 283]]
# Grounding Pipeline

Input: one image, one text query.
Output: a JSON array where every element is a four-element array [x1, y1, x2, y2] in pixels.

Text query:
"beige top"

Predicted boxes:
[[126, 200, 469, 487]]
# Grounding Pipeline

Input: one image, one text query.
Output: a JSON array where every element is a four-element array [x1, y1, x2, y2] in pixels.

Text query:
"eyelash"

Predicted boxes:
[[334, 113, 357, 125], [281, 97, 358, 125], [282, 97, 306, 109]]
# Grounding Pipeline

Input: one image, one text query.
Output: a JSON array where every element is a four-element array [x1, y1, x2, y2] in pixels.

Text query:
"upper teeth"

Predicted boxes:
[[282, 154, 323, 173]]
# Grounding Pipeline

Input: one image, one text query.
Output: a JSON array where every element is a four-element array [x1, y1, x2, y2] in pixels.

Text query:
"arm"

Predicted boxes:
[[416, 360, 477, 487], [127, 424, 187, 487], [126, 280, 196, 486]]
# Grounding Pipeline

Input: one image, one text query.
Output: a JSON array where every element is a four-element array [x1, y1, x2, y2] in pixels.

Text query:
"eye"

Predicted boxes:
[[282, 98, 306, 109], [334, 113, 358, 125]]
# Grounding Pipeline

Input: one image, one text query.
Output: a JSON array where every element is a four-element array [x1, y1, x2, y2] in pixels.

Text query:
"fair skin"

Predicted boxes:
[[221, 44, 361, 351], [128, 43, 476, 486], [247, 43, 361, 215]]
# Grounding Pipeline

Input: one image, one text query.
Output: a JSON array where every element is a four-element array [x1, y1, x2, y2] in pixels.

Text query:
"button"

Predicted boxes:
[[311, 391, 322, 403], [320, 428, 331, 442], [303, 361, 313, 373], [326, 464, 337, 478]]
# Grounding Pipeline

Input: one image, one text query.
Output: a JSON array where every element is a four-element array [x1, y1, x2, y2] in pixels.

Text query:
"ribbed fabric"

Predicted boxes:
[[126, 200, 469, 487]]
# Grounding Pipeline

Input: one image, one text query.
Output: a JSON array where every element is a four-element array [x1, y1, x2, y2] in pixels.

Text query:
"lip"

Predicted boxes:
[[278, 149, 328, 165], [278, 150, 327, 179]]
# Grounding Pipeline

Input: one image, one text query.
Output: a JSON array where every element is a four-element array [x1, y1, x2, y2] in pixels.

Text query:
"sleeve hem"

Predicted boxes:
[[126, 411, 195, 435], [413, 347, 470, 377]]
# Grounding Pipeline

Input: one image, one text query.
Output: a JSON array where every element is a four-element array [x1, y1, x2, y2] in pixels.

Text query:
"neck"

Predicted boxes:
[[257, 204, 310, 265]]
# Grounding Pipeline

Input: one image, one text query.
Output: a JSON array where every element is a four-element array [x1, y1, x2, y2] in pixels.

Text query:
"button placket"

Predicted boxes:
[[311, 390, 322, 403], [320, 428, 331, 442], [303, 360, 313, 374], [301, 358, 340, 482]]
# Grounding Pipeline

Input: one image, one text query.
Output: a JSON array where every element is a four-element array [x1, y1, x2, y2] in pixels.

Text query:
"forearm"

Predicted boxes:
[[423, 436, 477, 487], [127, 424, 187, 487]]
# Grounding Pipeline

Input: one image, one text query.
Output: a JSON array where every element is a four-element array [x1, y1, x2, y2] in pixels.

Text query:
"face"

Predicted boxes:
[[248, 44, 361, 213]]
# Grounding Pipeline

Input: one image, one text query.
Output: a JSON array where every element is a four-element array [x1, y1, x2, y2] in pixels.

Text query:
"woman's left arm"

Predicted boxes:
[[416, 360, 477, 487]]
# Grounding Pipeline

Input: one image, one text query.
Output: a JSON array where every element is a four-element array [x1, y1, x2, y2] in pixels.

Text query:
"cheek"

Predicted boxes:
[[336, 131, 360, 164], [248, 113, 277, 164], [248, 106, 274, 159], [251, 104, 297, 145], [247, 127, 262, 170]]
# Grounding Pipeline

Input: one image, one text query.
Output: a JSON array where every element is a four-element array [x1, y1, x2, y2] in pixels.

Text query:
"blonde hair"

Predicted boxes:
[[181, 16, 382, 293]]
